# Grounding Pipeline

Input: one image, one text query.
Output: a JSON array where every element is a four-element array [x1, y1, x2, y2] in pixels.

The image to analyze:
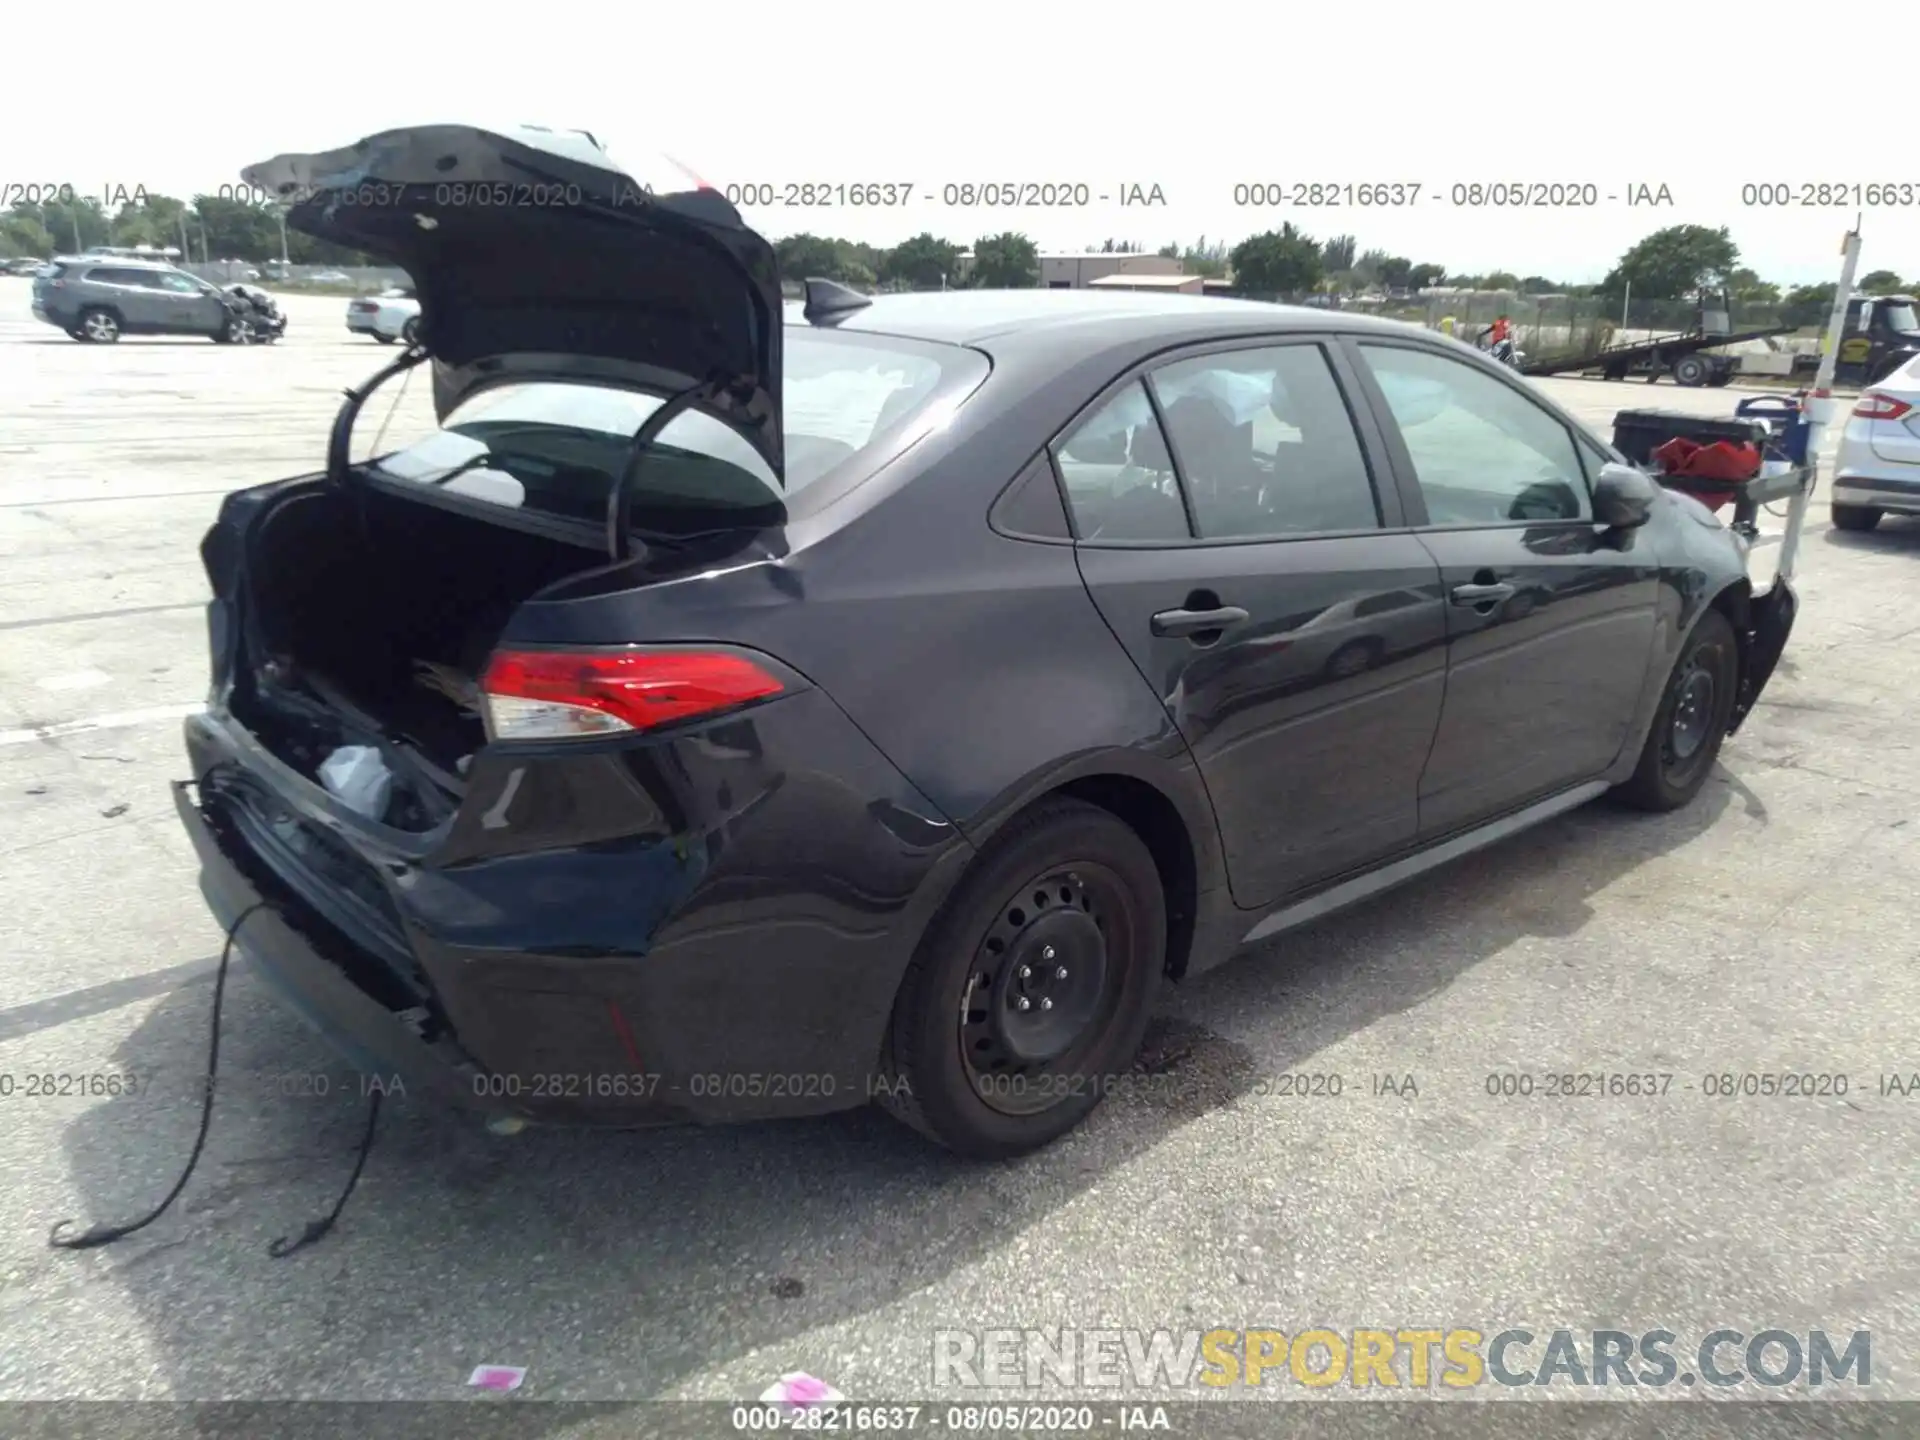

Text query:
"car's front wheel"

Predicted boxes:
[[1615, 608, 1738, 811], [878, 798, 1164, 1158], [1831, 503, 1883, 532], [401, 317, 421, 346], [371, 332, 397, 344]]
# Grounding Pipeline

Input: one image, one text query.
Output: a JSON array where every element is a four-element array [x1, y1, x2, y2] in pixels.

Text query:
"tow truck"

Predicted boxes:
[[1521, 289, 1791, 387]]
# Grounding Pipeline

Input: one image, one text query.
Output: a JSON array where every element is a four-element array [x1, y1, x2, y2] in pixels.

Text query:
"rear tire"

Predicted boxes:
[[77, 308, 120, 343], [1615, 609, 1738, 812], [1831, 503, 1883, 532], [877, 799, 1164, 1159], [1672, 354, 1710, 387]]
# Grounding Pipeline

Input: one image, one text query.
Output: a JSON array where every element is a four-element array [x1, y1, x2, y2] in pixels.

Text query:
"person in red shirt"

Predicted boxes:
[[1489, 314, 1512, 346]]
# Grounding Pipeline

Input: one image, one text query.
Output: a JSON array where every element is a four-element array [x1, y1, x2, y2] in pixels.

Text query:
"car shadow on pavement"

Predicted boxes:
[[50, 778, 1729, 1404], [1821, 518, 1920, 553]]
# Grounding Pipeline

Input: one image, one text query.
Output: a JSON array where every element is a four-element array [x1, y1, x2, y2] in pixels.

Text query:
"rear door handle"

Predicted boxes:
[[1151, 605, 1249, 638], [1449, 582, 1516, 605]]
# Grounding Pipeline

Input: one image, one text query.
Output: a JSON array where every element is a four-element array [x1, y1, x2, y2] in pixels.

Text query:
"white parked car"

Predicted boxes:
[[1832, 355, 1920, 531], [346, 286, 421, 345]]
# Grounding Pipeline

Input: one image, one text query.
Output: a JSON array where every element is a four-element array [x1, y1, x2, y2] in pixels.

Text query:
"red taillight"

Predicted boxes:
[[479, 647, 785, 741], [1854, 392, 1913, 421], [350, 300, 377, 313]]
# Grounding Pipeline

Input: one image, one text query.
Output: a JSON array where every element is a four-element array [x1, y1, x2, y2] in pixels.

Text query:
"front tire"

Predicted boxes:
[[1831, 503, 1883, 532], [1615, 609, 1738, 811], [878, 799, 1165, 1158], [400, 316, 421, 346], [372, 331, 397, 344]]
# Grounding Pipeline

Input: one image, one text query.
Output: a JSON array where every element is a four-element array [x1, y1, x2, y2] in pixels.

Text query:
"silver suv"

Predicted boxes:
[[31, 257, 251, 343]]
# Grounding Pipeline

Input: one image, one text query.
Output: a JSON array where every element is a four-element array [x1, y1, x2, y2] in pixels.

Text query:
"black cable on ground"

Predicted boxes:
[[268, 1089, 381, 1259], [48, 895, 386, 1258], [48, 898, 272, 1251]]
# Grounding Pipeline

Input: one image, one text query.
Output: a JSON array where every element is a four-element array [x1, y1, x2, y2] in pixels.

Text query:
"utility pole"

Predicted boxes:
[[1782, 217, 1865, 584], [276, 207, 290, 266]]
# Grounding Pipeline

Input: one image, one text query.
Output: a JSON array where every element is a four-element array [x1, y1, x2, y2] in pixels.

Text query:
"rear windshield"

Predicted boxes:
[[370, 329, 982, 530]]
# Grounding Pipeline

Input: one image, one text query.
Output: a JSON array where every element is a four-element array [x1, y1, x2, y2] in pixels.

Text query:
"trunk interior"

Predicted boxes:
[[232, 484, 605, 828]]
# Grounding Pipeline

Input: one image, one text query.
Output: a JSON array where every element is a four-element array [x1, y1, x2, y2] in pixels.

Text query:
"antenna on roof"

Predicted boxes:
[[803, 277, 872, 326]]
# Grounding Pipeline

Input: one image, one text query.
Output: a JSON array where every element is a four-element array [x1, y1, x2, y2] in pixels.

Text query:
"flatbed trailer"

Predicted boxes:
[[1521, 324, 1793, 386]]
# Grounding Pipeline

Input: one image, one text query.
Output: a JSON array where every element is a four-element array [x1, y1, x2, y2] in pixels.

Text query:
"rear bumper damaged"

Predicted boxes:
[[177, 692, 970, 1127]]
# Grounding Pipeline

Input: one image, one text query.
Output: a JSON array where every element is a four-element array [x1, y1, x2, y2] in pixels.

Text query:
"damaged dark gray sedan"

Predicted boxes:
[[175, 124, 1794, 1160]]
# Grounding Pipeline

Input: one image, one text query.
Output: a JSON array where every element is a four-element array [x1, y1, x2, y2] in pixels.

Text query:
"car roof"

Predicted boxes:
[[782, 288, 1429, 352], [58, 255, 178, 269]]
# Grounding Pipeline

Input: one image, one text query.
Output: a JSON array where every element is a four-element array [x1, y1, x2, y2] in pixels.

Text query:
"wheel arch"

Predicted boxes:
[[915, 752, 1220, 989]]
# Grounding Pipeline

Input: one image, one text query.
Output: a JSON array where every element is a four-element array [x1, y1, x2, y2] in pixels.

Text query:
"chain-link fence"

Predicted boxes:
[[1219, 290, 1820, 363]]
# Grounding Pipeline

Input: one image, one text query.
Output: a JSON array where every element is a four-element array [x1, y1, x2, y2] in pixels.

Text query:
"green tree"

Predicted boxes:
[[1407, 262, 1446, 290], [969, 231, 1039, 288], [776, 233, 854, 283], [880, 232, 964, 290], [1321, 233, 1357, 274], [1859, 269, 1905, 295], [1782, 282, 1837, 328], [1230, 225, 1323, 295], [1376, 255, 1415, 290], [1600, 224, 1738, 300], [0, 211, 55, 258], [1726, 267, 1780, 304], [190, 194, 280, 260], [1482, 271, 1520, 292], [1518, 275, 1563, 294]]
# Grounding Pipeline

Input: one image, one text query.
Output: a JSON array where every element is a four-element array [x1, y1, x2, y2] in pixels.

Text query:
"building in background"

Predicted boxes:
[[1086, 273, 1205, 295], [1039, 252, 1184, 289]]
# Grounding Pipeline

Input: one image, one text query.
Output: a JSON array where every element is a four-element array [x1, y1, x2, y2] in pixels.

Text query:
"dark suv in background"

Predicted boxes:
[[31, 257, 252, 342]]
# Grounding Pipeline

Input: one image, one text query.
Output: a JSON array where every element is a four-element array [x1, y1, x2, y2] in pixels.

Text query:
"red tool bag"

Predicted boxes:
[[1649, 436, 1762, 513]]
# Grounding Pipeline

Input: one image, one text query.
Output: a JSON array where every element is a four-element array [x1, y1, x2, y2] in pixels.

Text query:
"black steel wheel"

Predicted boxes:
[[878, 798, 1164, 1157], [1615, 608, 1738, 811], [1831, 503, 1882, 533]]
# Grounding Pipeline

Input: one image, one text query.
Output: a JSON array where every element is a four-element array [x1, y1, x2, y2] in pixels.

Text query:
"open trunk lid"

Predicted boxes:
[[241, 123, 785, 483]]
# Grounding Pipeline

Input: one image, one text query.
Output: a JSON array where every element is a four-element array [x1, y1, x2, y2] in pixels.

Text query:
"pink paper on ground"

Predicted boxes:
[[468, 1365, 526, 1392]]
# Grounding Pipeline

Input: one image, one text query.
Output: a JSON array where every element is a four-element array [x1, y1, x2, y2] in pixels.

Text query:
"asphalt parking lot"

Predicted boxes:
[[2, 285, 1917, 1425]]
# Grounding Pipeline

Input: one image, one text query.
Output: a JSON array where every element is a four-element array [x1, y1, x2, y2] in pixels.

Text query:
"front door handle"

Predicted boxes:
[[1151, 605, 1249, 638], [1449, 582, 1516, 606]]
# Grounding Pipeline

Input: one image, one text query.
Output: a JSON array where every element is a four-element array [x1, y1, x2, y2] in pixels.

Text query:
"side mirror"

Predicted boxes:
[[1593, 462, 1657, 529]]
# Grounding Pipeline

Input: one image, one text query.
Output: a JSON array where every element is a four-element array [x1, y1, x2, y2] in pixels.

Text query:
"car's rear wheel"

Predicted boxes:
[[878, 798, 1164, 1158], [78, 308, 119, 343], [1831, 503, 1883, 532], [1615, 608, 1738, 812]]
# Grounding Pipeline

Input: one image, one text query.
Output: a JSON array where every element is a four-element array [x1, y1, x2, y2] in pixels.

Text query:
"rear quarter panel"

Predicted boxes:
[[502, 342, 1225, 881]]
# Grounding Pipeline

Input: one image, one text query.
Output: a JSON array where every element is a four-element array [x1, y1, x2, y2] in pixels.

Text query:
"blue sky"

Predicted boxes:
[[0, 0, 1904, 288]]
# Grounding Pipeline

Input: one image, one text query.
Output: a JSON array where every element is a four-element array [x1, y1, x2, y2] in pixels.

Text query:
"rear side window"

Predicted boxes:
[[371, 329, 984, 531], [84, 267, 149, 286], [1053, 382, 1190, 542]]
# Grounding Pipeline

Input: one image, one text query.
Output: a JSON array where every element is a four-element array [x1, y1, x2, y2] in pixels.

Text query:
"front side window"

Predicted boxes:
[[1358, 344, 1590, 525], [1148, 344, 1380, 539]]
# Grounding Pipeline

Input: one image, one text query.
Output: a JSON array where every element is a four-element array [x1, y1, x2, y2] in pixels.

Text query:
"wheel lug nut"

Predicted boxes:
[[1040, 998, 1053, 1011], [1018, 966, 1031, 980], [1016, 997, 1031, 1011], [1043, 946, 1056, 960], [1055, 966, 1068, 980]]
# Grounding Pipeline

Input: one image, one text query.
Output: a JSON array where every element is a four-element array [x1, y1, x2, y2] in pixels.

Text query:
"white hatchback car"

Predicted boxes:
[[346, 286, 421, 344], [1833, 354, 1920, 531]]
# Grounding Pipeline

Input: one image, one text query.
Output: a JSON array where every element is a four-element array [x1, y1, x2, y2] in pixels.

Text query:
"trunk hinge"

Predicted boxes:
[[326, 345, 432, 489], [604, 374, 733, 563]]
